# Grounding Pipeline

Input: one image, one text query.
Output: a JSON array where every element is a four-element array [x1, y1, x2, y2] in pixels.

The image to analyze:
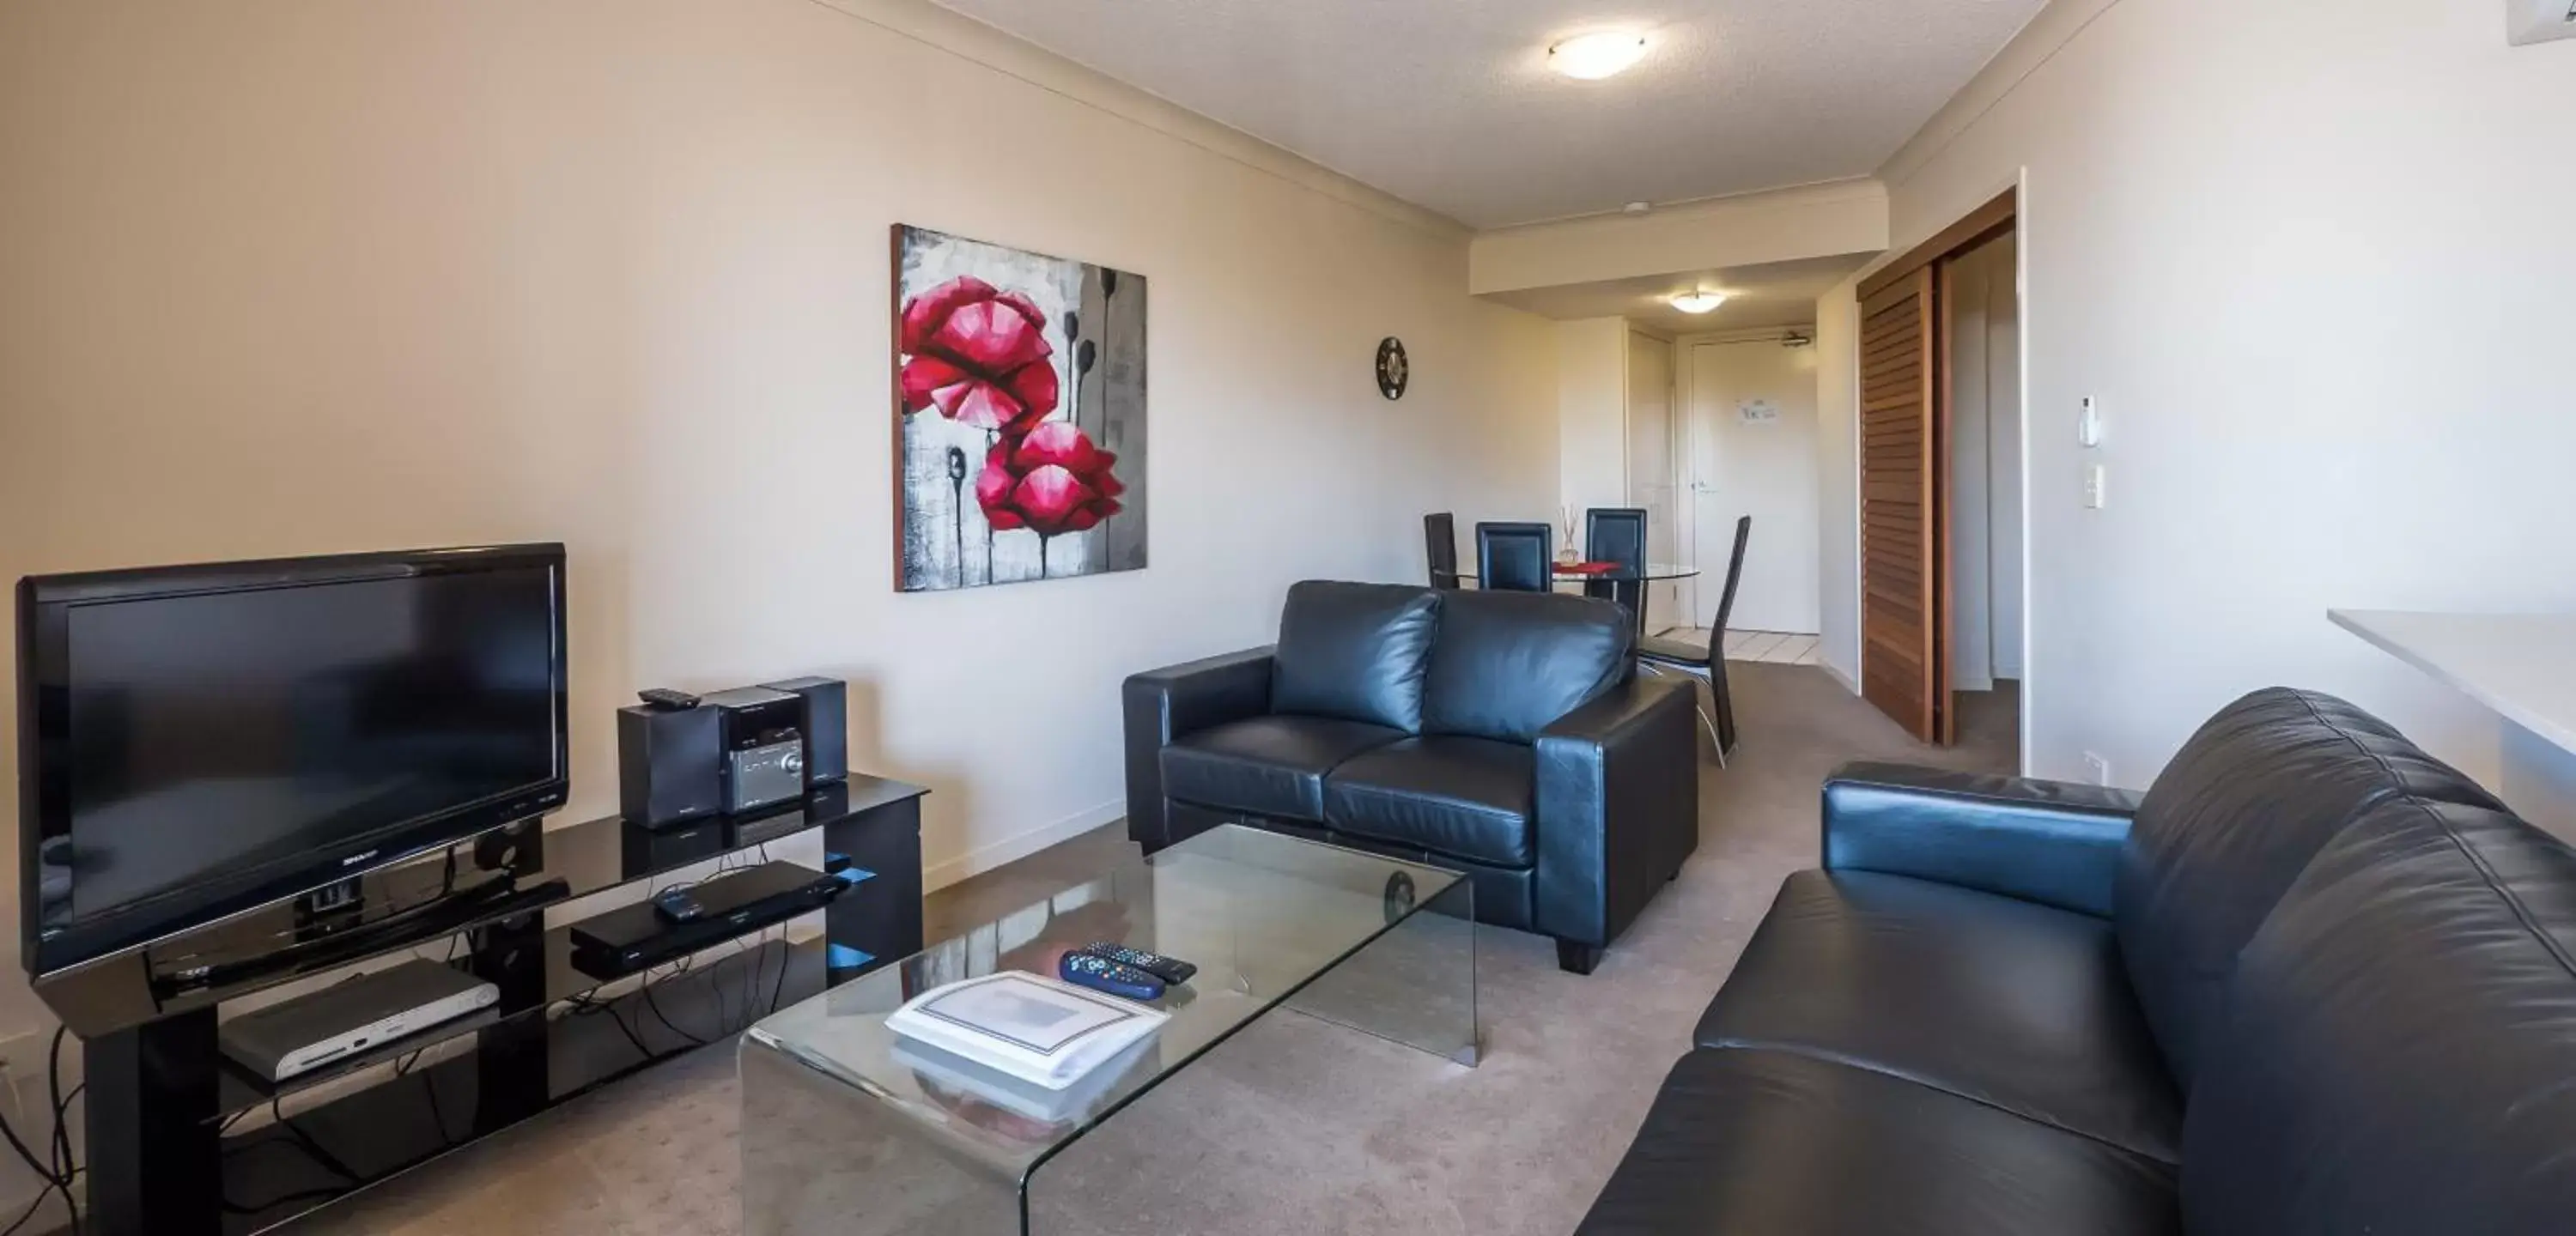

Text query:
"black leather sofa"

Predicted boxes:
[[1577, 687, 2576, 1233], [1123, 580, 1698, 973]]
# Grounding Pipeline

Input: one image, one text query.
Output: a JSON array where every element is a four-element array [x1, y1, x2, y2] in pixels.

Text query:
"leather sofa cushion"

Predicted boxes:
[[1160, 716, 1406, 823], [1269, 581, 1439, 731], [1577, 1048, 2179, 1236], [1323, 736, 1534, 868], [2115, 688, 2502, 1086], [1698, 870, 2180, 1162], [2182, 798, 2576, 1234], [1421, 590, 1631, 742]]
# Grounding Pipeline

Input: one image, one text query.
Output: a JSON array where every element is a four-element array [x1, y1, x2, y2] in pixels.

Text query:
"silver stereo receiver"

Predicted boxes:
[[725, 736, 805, 815], [699, 685, 809, 815]]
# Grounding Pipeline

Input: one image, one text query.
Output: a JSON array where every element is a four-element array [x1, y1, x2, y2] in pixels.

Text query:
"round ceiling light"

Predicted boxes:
[[1549, 32, 1649, 80], [1669, 292, 1729, 314]]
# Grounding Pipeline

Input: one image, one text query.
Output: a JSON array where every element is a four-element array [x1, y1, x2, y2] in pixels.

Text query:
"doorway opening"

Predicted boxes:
[[1942, 230, 2023, 758], [1854, 187, 2022, 757]]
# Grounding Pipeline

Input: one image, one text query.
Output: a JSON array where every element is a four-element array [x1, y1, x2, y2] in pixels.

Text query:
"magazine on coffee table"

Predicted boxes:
[[886, 971, 1167, 1090]]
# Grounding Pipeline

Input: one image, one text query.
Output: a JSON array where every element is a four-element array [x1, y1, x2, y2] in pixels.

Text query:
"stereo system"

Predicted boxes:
[[760, 676, 849, 785], [616, 676, 848, 830]]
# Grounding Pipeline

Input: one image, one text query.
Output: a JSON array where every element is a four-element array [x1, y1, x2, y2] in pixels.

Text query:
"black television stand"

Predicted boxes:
[[38, 776, 928, 1236]]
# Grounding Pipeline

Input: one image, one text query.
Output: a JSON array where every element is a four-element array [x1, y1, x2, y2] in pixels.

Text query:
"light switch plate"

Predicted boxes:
[[2083, 752, 2112, 786], [2509, 0, 2576, 45], [2082, 464, 2107, 509]]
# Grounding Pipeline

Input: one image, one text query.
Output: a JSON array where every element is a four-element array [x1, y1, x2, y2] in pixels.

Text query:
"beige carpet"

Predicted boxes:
[[283, 665, 2015, 1235]]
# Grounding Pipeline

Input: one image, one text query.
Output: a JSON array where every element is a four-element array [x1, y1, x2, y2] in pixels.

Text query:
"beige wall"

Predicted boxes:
[[1556, 318, 1631, 525], [0, 0, 1559, 1160], [1813, 277, 1863, 692], [1827, 0, 2576, 793]]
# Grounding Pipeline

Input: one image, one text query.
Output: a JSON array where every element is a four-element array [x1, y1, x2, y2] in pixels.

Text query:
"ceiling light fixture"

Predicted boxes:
[[1549, 32, 1649, 80], [1669, 292, 1728, 315]]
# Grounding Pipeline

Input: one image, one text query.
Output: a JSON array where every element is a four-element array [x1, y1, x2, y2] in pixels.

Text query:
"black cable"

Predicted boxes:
[[216, 1128, 352, 1216], [43, 1028, 77, 1236], [0, 1092, 64, 1220], [565, 993, 655, 1060], [273, 1101, 361, 1184], [0, 1187, 52, 1236], [638, 981, 709, 1047], [222, 1185, 349, 1216], [744, 930, 769, 1022], [768, 930, 793, 1015], [419, 1070, 452, 1148], [49, 1080, 82, 1233], [46, 1029, 65, 1172], [46, 1032, 70, 1187]]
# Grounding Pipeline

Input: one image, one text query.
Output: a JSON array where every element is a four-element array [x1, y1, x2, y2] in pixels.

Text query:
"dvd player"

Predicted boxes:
[[219, 959, 500, 1083], [568, 861, 848, 978]]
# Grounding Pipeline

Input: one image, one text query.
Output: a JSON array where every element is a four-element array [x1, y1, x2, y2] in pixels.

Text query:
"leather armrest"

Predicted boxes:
[[1821, 760, 2140, 918], [1532, 677, 1699, 947], [1121, 647, 1274, 850]]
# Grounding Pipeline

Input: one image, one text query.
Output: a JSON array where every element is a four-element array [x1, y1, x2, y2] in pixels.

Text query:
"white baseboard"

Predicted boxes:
[[921, 800, 1125, 893], [1818, 657, 1861, 695]]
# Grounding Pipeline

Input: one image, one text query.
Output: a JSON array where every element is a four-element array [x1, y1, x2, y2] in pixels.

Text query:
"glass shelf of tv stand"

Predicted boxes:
[[215, 927, 842, 1234], [204, 884, 864, 1126], [34, 774, 927, 1042]]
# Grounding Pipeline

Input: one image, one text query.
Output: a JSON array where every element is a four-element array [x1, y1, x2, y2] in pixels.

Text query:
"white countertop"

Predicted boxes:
[[2329, 609, 2576, 754]]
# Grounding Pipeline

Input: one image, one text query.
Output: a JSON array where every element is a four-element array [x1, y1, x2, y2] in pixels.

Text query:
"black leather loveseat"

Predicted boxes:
[[1123, 580, 1698, 973], [1578, 687, 2576, 1233]]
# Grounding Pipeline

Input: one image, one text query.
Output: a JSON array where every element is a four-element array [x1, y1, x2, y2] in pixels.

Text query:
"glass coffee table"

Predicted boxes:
[[738, 824, 1478, 1235]]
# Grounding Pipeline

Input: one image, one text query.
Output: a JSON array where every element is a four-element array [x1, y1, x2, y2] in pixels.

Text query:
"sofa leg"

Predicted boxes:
[[1556, 941, 1604, 975]]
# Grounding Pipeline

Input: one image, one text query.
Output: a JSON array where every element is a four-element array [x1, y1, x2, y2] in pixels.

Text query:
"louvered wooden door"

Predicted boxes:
[[1859, 269, 1943, 742]]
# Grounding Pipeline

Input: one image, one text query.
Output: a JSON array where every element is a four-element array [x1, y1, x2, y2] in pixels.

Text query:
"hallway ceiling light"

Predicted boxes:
[[1549, 32, 1649, 80], [1669, 292, 1728, 314]]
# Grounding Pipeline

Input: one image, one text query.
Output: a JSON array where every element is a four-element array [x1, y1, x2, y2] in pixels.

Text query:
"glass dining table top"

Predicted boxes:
[[1451, 561, 1702, 582]]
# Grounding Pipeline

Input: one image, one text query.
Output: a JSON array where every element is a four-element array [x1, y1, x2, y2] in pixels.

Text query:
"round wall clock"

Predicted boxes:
[[1376, 336, 1409, 400]]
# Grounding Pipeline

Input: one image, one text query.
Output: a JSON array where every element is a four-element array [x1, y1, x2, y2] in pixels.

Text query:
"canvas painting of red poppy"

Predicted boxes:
[[893, 225, 1147, 591]]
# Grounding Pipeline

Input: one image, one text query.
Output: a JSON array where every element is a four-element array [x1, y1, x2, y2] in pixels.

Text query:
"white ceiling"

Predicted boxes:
[[1481, 253, 1868, 332], [929, 0, 2047, 228]]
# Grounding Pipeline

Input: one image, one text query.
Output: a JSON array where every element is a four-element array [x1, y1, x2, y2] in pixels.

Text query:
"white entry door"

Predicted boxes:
[[1688, 338, 1821, 634], [1624, 332, 1681, 627]]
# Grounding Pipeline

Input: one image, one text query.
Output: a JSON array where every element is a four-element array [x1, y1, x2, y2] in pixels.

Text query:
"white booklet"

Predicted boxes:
[[885, 971, 1168, 1091], [893, 1034, 1153, 1135]]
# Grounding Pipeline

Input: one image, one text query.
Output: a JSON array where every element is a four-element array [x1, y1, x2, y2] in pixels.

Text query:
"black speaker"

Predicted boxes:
[[617, 702, 722, 829], [759, 676, 848, 787]]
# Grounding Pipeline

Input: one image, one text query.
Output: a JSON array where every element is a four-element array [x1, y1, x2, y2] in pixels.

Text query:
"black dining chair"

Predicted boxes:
[[1583, 507, 1649, 636], [1638, 515, 1750, 765], [1474, 522, 1554, 592], [1425, 512, 1461, 591]]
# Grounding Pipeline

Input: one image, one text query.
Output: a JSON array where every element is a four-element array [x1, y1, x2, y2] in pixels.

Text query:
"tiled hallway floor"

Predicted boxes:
[[1654, 627, 1823, 665]]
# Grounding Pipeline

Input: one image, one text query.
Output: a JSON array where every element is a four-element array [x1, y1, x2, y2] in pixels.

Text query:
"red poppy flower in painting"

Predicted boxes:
[[975, 421, 1125, 537], [899, 276, 1060, 433]]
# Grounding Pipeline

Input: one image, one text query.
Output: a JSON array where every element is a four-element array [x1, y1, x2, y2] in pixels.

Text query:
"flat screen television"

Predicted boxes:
[[15, 544, 568, 977]]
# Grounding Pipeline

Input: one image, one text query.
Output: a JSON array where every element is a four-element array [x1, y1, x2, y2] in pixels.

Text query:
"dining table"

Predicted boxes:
[[1448, 561, 1702, 638], [1449, 561, 1704, 585]]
